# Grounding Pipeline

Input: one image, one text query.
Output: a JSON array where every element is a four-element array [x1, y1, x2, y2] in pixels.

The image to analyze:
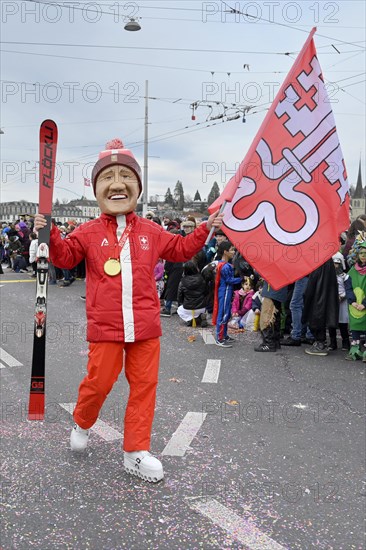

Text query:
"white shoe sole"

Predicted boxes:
[[124, 460, 164, 483], [70, 429, 89, 452]]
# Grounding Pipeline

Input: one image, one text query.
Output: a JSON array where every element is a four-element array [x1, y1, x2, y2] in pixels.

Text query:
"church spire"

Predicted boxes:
[[353, 157, 364, 198]]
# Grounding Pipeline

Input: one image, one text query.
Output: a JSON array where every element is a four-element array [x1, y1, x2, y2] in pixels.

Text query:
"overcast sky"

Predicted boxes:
[[1, 0, 365, 204]]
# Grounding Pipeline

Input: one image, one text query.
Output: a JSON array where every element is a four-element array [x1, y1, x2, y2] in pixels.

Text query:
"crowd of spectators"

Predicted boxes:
[[1, 210, 366, 361]]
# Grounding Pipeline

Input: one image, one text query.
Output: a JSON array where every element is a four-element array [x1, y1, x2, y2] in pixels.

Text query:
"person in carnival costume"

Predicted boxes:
[[34, 138, 223, 483], [212, 241, 242, 347], [345, 241, 366, 361]]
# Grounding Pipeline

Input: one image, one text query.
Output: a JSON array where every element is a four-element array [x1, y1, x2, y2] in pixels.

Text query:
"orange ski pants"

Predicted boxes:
[[73, 338, 160, 452]]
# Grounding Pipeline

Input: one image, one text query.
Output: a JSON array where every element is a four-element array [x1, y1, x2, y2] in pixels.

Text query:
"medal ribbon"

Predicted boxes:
[[106, 220, 134, 260]]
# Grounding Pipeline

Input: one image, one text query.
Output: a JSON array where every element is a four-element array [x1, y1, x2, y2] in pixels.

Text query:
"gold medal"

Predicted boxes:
[[104, 258, 121, 276]]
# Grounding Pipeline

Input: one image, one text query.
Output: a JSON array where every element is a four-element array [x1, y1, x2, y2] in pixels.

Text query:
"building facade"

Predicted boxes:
[[67, 199, 101, 219], [0, 200, 38, 222], [0, 199, 100, 224]]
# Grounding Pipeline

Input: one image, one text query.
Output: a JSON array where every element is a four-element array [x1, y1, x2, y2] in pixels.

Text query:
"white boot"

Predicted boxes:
[[124, 451, 164, 483], [70, 424, 89, 452]]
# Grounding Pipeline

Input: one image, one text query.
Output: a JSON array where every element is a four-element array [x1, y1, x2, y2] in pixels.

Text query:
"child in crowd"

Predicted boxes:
[[328, 252, 350, 351], [212, 242, 242, 347], [177, 261, 208, 327], [345, 242, 366, 361], [154, 258, 164, 298], [229, 276, 254, 329]]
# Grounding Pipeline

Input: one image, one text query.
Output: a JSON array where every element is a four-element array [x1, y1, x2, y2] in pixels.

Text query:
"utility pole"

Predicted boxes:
[[143, 80, 148, 217]]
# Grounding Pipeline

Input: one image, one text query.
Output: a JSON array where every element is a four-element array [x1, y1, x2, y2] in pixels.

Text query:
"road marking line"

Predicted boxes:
[[202, 359, 221, 383], [0, 348, 23, 367], [191, 498, 286, 550], [59, 403, 123, 442], [201, 328, 216, 345], [0, 280, 35, 283], [162, 411, 207, 456]]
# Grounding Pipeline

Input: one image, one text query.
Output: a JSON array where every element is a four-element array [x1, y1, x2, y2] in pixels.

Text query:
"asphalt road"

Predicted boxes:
[[0, 272, 365, 549]]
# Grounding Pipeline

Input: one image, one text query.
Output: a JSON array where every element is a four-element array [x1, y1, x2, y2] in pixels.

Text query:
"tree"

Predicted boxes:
[[194, 190, 201, 201], [174, 180, 184, 210], [164, 187, 174, 206], [54, 198, 60, 206], [207, 181, 221, 206]]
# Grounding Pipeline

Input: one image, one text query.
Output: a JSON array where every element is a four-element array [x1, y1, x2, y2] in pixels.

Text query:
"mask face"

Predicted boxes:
[[95, 165, 139, 215]]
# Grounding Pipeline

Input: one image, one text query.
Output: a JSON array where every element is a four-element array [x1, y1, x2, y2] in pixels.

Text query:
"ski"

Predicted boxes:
[[28, 120, 58, 421]]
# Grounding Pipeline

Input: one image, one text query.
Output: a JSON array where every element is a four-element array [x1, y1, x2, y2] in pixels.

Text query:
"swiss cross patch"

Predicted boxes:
[[139, 235, 149, 250]]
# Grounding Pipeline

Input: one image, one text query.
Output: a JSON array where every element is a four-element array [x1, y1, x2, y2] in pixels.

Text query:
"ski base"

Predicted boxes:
[[28, 119, 58, 422], [28, 387, 45, 421]]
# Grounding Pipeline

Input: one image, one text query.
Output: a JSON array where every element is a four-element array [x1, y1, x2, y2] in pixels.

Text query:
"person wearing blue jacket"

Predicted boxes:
[[212, 241, 242, 347]]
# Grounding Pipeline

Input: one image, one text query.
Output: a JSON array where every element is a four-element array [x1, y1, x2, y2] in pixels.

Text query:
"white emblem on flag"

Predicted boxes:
[[139, 236, 149, 250]]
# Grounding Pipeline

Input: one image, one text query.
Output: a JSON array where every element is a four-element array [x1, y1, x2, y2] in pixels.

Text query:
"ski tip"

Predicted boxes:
[[41, 119, 58, 129], [28, 394, 45, 421], [28, 412, 45, 421]]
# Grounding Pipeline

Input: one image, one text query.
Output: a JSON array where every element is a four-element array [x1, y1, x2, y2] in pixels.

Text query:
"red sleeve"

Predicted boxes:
[[157, 223, 209, 263], [49, 224, 86, 269]]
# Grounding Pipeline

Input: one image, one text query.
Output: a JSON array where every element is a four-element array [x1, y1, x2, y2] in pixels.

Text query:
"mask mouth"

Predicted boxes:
[[108, 194, 128, 200]]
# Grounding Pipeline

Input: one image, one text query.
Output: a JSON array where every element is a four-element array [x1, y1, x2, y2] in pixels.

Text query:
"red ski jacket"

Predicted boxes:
[[49, 212, 210, 342]]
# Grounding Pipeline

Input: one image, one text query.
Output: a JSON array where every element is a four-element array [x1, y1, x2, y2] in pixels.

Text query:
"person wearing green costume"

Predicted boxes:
[[345, 241, 366, 360]]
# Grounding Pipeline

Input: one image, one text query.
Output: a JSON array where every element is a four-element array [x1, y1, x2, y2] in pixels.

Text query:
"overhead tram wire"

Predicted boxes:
[[22, 1, 366, 30], [325, 50, 366, 71], [0, 41, 298, 56], [220, 0, 366, 51], [1, 71, 363, 109], [2, 40, 365, 56], [2, 45, 364, 81], [4, 108, 268, 170]]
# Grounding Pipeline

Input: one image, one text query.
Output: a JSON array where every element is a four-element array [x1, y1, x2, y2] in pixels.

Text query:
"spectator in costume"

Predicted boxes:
[[345, 242, 366, 361], [212, 242, 242, 347]]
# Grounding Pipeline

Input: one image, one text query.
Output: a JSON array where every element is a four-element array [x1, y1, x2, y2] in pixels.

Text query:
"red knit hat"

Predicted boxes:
[[91, 139, 142, 196]]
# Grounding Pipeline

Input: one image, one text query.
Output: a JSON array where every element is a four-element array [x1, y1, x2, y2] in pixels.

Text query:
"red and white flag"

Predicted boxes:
[[84, 177, 91, 187], [209, 27, 349, 290]]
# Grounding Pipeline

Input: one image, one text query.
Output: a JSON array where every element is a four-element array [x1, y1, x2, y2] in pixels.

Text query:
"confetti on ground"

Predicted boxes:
[[191, 498, 286, 550]]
